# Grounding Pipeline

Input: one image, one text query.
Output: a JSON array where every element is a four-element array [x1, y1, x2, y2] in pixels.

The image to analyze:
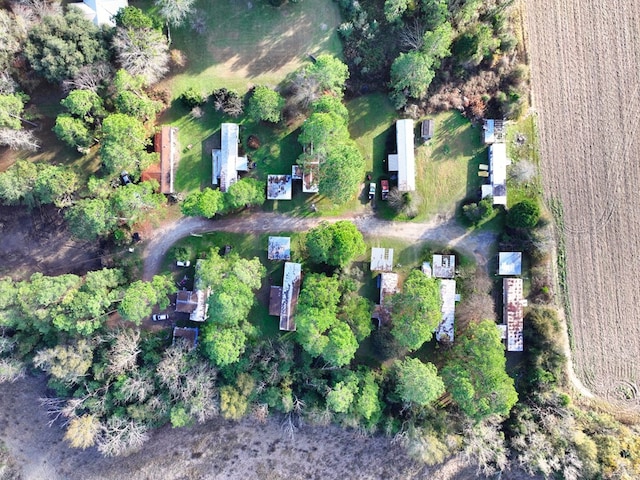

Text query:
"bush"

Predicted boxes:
[[179, 88, 205, 108], [506, 199, 540, 229], [212, 88, 243, 117], [247, 86, 285, 123], [462, 196, 493, 225]]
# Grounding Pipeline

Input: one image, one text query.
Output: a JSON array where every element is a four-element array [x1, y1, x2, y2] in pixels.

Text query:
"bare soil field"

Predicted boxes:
[[0, 205, 102, 281], [0, 375, 541, 480], [524, 0, 640, 406]]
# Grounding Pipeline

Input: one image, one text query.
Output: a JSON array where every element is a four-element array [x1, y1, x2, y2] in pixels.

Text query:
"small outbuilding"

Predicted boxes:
[[269, 286, 283, 316], [69, 0, 128, 27], [267, 175, 292, 200], [302, 162, 320, 193], [498, 252, 523, 276], [268, 236, 291, 261], [432, 254, 456, 279], [172, 327, 199, 349], [370, 247, 394, 272], [421, 119, 435, 141], [483, 119, 506, 144]]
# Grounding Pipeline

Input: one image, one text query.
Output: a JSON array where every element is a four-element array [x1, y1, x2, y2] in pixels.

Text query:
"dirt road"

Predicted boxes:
[[142, 212, 496, 280], [524, 0, 640, 406]]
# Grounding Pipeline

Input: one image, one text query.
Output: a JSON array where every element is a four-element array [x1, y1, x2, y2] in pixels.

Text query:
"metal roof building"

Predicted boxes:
[[279, 262, 302, 331], [370, 247, 394, 272], [436, 279, 459, 343], [481, 143, 510, 205], [212, 123, 248, 192], [388, 119, 416, 192], [69, 0, 128, 26], [498, 252, 523, 276], [432, 254, 456, 279], [503, 278, 527, 352]]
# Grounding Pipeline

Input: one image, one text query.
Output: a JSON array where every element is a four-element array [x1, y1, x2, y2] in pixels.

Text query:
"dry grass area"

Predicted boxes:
[[524, 0, 640, 407]]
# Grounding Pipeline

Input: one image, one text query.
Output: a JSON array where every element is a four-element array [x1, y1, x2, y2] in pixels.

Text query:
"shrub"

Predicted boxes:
[[507, 199, 540, 229], [179, 87, 205, 108]]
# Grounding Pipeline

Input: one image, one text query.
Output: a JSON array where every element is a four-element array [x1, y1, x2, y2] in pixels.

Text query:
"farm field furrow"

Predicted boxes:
[[524, 0, 640, 405]]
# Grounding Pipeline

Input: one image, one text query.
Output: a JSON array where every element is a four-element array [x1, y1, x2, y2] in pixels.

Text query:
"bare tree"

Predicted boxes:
[[399, 19, 426, 51], [34, 340, 94, 385], [509, 159, 537, 184], [0, 128, 40, 151], [97, 417, 149, 457], [117, 370, 155, 404], [62, 61, 113, 93], [463, 415, 509, 476], [112, 27, 170, 86], [106, 329, 140, 376], [0, 358, 25, 383]]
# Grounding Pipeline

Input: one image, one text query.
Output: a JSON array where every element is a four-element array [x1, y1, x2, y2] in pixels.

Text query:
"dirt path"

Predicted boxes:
[[524, 0, 640, 407], [142, 212, 496, 280]]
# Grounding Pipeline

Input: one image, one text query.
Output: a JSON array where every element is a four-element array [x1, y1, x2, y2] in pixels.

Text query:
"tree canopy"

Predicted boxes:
[[506, 199, 541, 229], [389, 270, 442, 351], [100, 113, 153, 178], [247, 86, 285, 123], [395, 357, 445, 406], [441, 320, 518, 420], [305, 221, 366, 268], [24, 9, 109, 83]]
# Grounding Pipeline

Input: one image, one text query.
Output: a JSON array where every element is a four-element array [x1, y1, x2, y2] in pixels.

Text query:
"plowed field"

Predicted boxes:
[[524, 0, 640, 406]]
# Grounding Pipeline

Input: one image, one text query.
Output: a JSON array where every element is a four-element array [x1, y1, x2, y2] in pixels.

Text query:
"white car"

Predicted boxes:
[[152, 314, 169, 321], [176, 260, 191, 267]]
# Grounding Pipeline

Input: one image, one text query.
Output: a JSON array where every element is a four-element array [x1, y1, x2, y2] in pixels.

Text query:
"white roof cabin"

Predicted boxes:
[[268, 236, 291, 261], [370, 248, 394, 272], [212, 123, 248, 192], [388, 119, 416, 192], [498, 252, 523, 276], [503, 278, 527, 352], [483, 119, 506, 144], [379, 272, 399, 306], [69, 0, 128, 27], [280, 262, 302, 331], [481, 143, 510, 205], [436, 279, 459, 343], [267, 175, 292, 200]]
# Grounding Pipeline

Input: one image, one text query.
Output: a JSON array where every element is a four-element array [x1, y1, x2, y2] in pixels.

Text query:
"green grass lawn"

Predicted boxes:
[[506, 114, 543, 207], [165, 0, 342, 97]]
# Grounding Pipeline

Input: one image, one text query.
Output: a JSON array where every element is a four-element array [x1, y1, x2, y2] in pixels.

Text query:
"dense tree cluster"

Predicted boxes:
[[181, 178, 266, 218], [305, 221, 365, 268], [0, 160, 78, 208]]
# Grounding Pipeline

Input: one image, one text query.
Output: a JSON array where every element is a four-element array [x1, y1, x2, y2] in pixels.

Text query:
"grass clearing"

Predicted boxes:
[[164, 0, 342, 97], [506, 114, 543, 207]]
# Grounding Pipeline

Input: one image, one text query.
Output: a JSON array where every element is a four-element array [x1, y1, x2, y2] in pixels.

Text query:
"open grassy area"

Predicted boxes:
[[506, 114, 543, 207], [164, 0, 342, 97]]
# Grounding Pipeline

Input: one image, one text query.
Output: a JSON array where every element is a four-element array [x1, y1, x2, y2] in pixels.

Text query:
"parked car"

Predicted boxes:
[[381, 180, 390, 200], [176, 260, 191, 267], [368, 182, 376, 200], [152, 314, 169, 321], [120, 171, 132, 185]]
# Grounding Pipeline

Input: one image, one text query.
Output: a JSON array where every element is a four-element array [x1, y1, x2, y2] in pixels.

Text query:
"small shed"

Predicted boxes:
[[432, 254, 456, 279], [370, 247, 394, 272], [498, 252, 523, 276], [267, 175, 292, 200], [421, 119, 435, 141], [483, 119, 506, 144], [268, 236, 291, 261], [378, 272, 399, 305], [175, 290, 199, 314], [302, 162, 320, 193], [172, 327, 199, 349]]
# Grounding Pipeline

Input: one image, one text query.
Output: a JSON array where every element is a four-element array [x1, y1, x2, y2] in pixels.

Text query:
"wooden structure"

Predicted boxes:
[[503, 278, 527, 352], [421, 119, 434, 141], [145, 126, 177, 194], [172, 327, 199, 349]]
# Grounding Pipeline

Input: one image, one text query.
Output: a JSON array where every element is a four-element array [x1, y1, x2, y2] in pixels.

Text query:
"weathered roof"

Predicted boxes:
[[388, 119, 416, 192], [269, 286, 283, 316], [267, 175, 292, 200], [268, 236, 291, 261], [504, 278, 527, 352], [421, 119, 434, 140], [436, 279, 457, 343], [498, 252, 523, 276], [302, 162, 320, 193], [172, 327, 199, 349], [432, 254, 455, 279], [151, 126, 177, 194], [188, 260, 210, 322], [69, 0, 128, 26], [175, 290, 198, 314], [379, 272, 399, 305], [370, 247, 394, 272], [280, 262, 302, 331], [483, 119, 506, 144]]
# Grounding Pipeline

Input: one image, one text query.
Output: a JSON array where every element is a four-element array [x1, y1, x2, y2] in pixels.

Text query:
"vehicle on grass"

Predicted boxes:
[[120, 171, 132, 185], [368, 182, 376, 200], [152, 314, 169, 321], [381, 180, 389, 200], [176, 260, 191, 267]]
